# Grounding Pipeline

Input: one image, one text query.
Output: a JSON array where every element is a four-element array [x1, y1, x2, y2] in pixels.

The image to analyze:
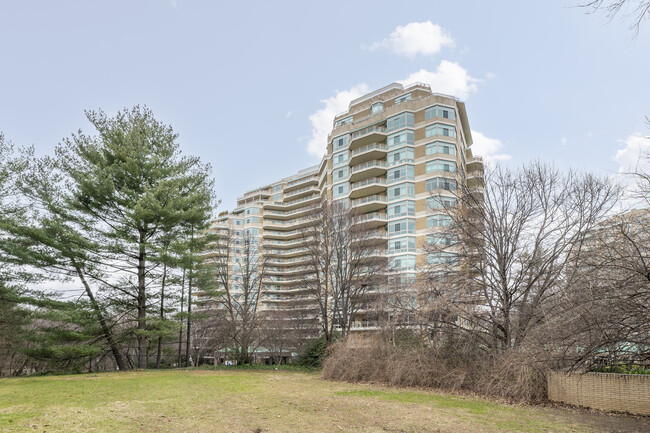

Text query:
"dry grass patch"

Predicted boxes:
[[0, 369, 647, 432]]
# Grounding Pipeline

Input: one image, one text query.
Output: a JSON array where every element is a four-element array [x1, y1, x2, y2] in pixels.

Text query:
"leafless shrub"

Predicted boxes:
[[323, 334, 548, 402]]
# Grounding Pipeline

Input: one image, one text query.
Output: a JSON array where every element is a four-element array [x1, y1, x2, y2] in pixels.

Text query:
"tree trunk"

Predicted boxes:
[[185, 225, 194, 367], [72, 261, 128, 371], [177, 268, 185, 368], [137, 230, 147, 369], [156, 262, 167, 369], [185, 259, 193, 367]]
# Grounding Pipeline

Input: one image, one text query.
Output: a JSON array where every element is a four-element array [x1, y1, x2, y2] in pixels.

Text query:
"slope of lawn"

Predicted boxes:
[[0, 369, 646, 433]]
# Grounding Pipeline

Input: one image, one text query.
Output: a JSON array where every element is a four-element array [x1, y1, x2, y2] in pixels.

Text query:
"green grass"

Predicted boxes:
[[0, 369, 645, 432]]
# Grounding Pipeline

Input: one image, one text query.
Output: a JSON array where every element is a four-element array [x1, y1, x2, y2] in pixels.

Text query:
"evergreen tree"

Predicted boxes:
[[52, 106, 216, 369]]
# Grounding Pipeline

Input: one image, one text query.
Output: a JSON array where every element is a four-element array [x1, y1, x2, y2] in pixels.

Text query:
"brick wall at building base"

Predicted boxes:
[[547, 372, 650, 415]]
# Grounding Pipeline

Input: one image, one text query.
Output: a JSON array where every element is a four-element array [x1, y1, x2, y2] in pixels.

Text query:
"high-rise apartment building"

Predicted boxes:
[[200, 82, 482, 356]]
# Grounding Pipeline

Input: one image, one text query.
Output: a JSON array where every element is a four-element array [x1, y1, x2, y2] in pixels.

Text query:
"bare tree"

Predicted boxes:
[[554, 209, 650, 368], [262, 308, 314, 364], [204, 227, 267, 364], [301, 200, 387, 341], [552, 144, 649, 368], [424, 161, 620, 353], [579, 0, 650, 34]]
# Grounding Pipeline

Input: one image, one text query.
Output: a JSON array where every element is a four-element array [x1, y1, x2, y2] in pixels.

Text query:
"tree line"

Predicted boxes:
[[324, 155, 650, 401], [0, 107, 218, 375]]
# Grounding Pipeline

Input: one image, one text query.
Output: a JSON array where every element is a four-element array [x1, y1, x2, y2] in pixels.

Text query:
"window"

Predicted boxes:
[[428, 234, 457, 246], [335, 167, 349, 180], [388, 200, 415, 217], [388, 148, 414, 166], [234, 219, 242, 226], [425, 106, 456, 120], [387, 130, 415, 149], [273, 193, 282, 201], [427, 196, 457, 209], [425, 124, 456, 138], [371, 102, 383, 114], [333, 198, 349, 209], [333, 150, 348, 167], [273, 185, 282, 192], [426, 177, 457, 191], [425, 142, 456, 156], [389, 237, 416, 254], [428, 252, 457, 265], [335, 116, 353, 127], [333, 183, 349, 198], [395, 93, 412, 104], [244, 228, 259, 236], [388, 183, 415, 200], [388, 219, 415, 235], [386, 112, 414, 132], [387, 165, 414, 184], [245, 216, 260, 224], [390, 255, 416, 270], [245, 207, 260, 215], [427, 214, 453, 228], [426, 159, 457, 173], [333, 135, 349, 150]]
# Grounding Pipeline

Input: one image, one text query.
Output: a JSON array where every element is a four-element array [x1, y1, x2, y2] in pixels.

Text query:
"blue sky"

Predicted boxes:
[[1, 1, 649, 212]]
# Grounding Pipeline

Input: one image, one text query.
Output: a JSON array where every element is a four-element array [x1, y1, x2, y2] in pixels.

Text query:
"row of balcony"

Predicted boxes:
[[283, 185, 320, 199], [264, 238, 310, 248], [264, 205, 319, 219]]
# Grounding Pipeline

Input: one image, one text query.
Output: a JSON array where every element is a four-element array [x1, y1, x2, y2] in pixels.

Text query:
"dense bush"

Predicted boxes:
[[590, 364, 650, 375], [322, 334, 548, 402], [294, 336, 329, 368]]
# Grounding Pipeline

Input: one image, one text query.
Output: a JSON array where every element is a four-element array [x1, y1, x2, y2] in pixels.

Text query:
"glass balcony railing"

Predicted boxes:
[[355, 211, 387, 223], [351, 142, 387, 156], [351, 160, 387, 173], [351, 124, 387, 140], [351, 195, 387, 207], [351, 177, 387, 190]]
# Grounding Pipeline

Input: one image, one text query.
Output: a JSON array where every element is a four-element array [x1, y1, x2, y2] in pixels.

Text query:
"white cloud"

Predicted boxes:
[[614, 132, 650, 207], [285, 111, 293, 118], [470, 130, 512, 163], [368, 21, 454, 58], [306, 84, 370, 157], [400, 60, 481, 100], [561, 137, 567, 146], [615, 132, 650, 174]]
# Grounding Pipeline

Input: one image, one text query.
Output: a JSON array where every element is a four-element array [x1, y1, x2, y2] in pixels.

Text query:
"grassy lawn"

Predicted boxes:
[[0, 369, 646, 433]]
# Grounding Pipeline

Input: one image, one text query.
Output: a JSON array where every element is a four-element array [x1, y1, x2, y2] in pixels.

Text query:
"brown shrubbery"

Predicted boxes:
[[322, 334, 548, 403]]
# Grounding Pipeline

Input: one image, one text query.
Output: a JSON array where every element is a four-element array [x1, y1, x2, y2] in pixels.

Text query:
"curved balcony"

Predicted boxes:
[[265, 265, 313, 276], [263, 237, 309, 248], [264, 247, 310, 259], [266, 255, 311, 267], [264, 194, 320, 211], [263, 205, 318, 220], [350, 177, 387, 199], [349, 160, 387, 183], [349, 142, 388, 166], [264, 274, 316, 286], [284, 176, 318, 193], [283, 185, 320, 200], [350, 124, 387, 149], [263, 216, 315, 232], [352, 211, 388, 228], [350, 194, 387, 213]]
